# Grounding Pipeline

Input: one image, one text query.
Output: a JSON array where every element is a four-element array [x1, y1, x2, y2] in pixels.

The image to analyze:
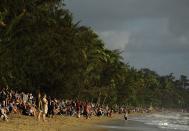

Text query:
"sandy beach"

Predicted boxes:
[[0, 114, 121, 131], [1, 111, 188, 131]]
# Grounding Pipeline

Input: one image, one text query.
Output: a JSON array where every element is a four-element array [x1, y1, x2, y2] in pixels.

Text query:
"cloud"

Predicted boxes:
[[99, 31, 129, 50], [66, 0, 189, 32], [65, 0, 189, 77]]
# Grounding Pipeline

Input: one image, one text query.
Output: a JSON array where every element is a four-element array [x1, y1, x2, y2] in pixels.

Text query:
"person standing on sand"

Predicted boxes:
[[76, 100, 81, 118], [42, 94, 48, 122], [84, 102, 90, 119], [36, 92, 43, 121], [124, 110, 128, 120]]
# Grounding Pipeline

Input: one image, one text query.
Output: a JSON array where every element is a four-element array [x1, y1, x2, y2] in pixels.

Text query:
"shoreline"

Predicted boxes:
[[0, 112, 156, 131]]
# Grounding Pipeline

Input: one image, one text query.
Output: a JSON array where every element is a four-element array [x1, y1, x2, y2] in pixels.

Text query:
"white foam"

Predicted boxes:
[[159, 123, 189, 131], [149, 113, 181, 119], [131, 112, 189, 131]]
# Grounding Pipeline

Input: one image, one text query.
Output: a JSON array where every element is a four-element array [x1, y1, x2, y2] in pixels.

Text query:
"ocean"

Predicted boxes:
[[98, 112, 189, 131]]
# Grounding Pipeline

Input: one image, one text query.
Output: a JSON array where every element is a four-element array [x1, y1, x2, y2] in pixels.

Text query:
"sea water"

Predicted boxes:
[[98, 112, 189, 131]]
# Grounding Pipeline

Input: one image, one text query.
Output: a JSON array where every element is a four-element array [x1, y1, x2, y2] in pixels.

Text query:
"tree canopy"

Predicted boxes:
[[0, 0, 189, 108]]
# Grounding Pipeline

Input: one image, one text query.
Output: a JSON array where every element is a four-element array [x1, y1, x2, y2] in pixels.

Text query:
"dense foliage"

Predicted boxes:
[[0, 0, 189, 108]]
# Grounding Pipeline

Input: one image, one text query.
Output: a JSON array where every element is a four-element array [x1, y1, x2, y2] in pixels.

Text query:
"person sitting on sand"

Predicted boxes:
[[0, 105, 8, 121], [27, 103, 36, 116], [97, 107, 103, 117], [12, 103, 19, 114], [107, 108, 113, 117]]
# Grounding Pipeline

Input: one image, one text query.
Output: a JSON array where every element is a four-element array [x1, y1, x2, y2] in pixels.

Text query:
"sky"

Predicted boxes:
[[65, 0, 189, 78]]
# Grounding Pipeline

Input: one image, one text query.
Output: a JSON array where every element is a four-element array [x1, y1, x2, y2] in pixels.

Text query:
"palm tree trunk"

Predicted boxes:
[[97, 91, 101, 105], [102, 95, 107, 106]]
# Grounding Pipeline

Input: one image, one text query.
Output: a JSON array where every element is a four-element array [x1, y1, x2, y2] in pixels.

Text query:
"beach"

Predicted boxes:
[[1, 111, 189, 131], [0, 114, 120, 131]]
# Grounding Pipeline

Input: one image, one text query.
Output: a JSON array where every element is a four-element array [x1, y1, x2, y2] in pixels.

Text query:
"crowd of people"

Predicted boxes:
[[0, 87, 154, 122], [0, 87, 117, 122]]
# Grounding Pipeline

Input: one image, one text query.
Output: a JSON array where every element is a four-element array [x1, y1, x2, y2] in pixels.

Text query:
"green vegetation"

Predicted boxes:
[[0, 0, 189, 108]]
